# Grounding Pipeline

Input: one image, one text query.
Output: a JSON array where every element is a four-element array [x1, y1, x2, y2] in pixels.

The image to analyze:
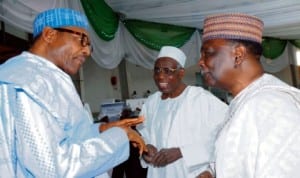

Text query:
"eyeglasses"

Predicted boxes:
[[54, 28, 93, 51], [153, 67, 180, 75]]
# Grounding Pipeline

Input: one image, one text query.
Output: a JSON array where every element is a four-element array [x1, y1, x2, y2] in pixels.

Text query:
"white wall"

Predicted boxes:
[[272, 65, 293, 85], [125, 62, 156, 98], [82, 58, 122, 113]]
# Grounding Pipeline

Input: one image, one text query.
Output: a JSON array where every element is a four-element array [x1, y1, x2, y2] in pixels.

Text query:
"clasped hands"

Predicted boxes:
[[99, 116, 148, 155], [143, 144, 213, 178], [142, 144, 182, 167]]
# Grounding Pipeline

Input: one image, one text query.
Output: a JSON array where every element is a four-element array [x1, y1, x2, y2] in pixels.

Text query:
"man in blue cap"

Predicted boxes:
[[0, 8, 146, 178]]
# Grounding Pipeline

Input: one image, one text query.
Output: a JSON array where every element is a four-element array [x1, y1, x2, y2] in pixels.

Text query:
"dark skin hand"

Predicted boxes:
[[151, 147, 182, 167], [142, 144, 158, 163], [143, 145, 213, 177], [122, 127, 148, 155], [142, 145, 182, 167], [196, 171, 213, 178]]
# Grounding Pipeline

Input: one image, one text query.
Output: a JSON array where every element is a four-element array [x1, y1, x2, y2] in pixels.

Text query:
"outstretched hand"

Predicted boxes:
[[98, 115, 146, 155], [99, 116, 144, 132], [123, 127, 148, 155]]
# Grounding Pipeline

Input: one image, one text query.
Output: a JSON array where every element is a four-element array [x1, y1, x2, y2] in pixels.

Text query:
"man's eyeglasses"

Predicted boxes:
[[54, 28, 93, 51], [153, 67, 180, 75]]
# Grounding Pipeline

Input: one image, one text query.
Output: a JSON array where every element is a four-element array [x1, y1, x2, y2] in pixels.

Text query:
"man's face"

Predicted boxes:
[[49, 27, 92, 75], [153, 57, 183, 95], [198, 39, 235, 89]]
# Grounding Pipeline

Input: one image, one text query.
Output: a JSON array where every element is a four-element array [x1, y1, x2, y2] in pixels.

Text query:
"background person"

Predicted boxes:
[[137, 46, 228, 178], [198, 13, 300, 178], [0, 8, 146, 178]]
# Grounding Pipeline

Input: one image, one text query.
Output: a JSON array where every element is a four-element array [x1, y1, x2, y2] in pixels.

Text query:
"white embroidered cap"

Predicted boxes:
[[157, 46, 186, 67]]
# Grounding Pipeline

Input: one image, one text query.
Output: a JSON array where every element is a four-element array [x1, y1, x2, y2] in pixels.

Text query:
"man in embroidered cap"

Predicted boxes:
[[137, 46, 228, 178], [198, 13, 300, 178], [0, 8, 147, 178]]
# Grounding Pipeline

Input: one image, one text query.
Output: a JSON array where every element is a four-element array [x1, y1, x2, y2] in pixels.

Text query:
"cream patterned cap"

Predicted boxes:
[[202, 13, 264, 43]]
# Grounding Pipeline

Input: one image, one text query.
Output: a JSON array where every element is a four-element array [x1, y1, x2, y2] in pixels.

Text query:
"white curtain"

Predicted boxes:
[[89, 23, 201, 69], [260, 47, 290, 73]]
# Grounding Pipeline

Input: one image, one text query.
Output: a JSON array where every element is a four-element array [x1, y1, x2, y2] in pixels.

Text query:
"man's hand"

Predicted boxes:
[[196, 171, 213, 178], [99, 116, 144, 132], [123, 127, 148, 155], [142, 144, 158, 163], [151, 148, 182, 167]]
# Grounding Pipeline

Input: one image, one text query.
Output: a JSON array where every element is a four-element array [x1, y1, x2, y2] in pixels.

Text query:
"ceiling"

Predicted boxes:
[[1, 0, 300, 69]]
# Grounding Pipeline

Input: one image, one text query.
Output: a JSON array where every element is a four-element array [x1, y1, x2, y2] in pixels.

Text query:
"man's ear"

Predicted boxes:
[[233, 44, 247, 66], [41, 27, 57, 43], [178, 68, 185, 79]]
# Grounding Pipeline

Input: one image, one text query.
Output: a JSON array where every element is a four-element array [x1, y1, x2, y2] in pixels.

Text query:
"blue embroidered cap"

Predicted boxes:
[[33, 8, 89, 38]]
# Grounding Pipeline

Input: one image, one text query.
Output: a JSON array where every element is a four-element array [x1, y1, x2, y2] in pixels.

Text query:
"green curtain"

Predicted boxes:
[[80, 0, 195, 49], [289, 40, 300, 48], [124, 20, 195, 50], [262, 37, 287, 59], [80, 0, 119, 41]]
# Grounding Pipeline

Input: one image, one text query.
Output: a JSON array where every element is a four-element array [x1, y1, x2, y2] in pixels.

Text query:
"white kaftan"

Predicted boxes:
[[0, 52, 130, 177], [138, 86, 228, 178], [215, 74, 300, 178]]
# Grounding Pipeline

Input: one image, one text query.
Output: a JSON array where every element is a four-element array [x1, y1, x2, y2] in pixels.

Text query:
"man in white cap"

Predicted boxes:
[[137, 46, 228, 178], [199, 13, 300, 178], [0, 8, 147, 178]]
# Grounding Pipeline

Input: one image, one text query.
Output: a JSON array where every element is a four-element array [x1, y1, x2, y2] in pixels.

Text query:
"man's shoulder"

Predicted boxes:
[[0, 53, 26, 80], [0, 52, 69, 96], [146, 91, 161, 101], [185, 86, 214, 98]]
